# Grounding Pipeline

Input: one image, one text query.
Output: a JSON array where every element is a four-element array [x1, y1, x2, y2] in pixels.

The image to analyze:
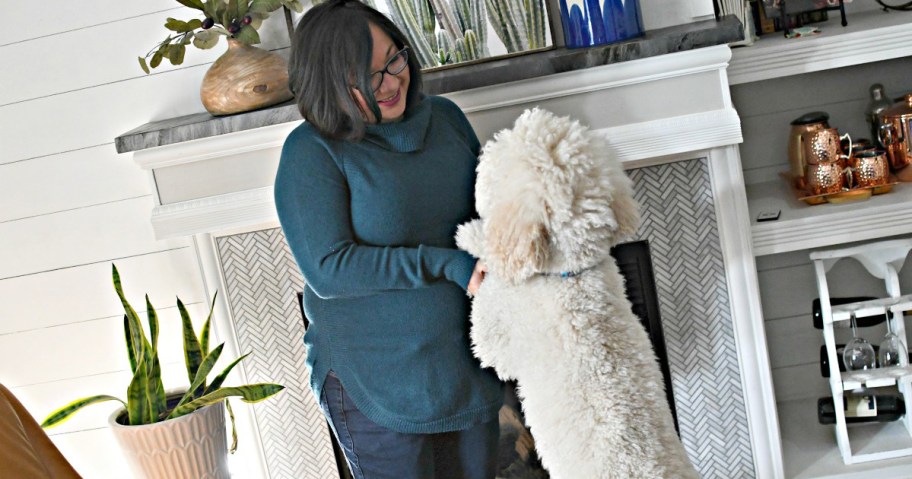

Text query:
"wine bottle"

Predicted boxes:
[[820, 344, 912, 377], [818, 394, 905, 425], [812, 297, 886, 329]]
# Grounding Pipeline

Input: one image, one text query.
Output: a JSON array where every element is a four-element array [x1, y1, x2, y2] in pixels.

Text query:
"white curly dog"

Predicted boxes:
[[457, 108, 699, 479]]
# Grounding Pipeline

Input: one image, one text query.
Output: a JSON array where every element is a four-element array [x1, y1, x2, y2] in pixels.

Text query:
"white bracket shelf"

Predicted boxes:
[[842, 366, 912, 390], [829, 295, 912, 323], [747, 178, 912, 256], [729, 9, 912, 85]]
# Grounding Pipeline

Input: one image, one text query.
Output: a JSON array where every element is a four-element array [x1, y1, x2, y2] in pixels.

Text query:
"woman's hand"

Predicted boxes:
[[467, 261, 487, 296]]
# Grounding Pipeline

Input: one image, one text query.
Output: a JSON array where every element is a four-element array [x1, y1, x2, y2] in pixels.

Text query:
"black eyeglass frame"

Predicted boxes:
[[369, 47, 410, 93]]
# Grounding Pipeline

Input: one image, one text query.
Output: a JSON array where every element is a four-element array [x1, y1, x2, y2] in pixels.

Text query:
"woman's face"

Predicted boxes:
[[353, 23, 410, 124]]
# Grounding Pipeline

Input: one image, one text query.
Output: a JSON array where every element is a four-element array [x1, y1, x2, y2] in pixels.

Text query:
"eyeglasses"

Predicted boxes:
[[369, 47, 409, 93]]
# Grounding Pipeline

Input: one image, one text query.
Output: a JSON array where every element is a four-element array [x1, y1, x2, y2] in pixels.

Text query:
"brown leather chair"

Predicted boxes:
[[0, 383, 82, 478]]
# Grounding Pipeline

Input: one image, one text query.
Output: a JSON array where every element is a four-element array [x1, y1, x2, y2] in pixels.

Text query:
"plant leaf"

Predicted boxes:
[[193, 29, 220, 49], [147, 354, 167, 421], [168, 384, 285, 419], [145, 295, 159, 352], [204, 0, 218, 19], [41, 395, 126, 428], [288, 1, 304, 13], [175, 0, 206, 10], [112, 264, 145, 374], [186, 343, 224, 403], [226, 399, 238, 453], [248, 14, 264, 30], [204, 352, 250, 395], [123, 315, 138, 373], [127, 356, 151, 425], [238, 0, 249, 18], [228, 0, 239, 23], [150, 50, 163, 69], [138, 56, 150, 74], [200, 292, 217, 357], [218, 1, 230, 29], [165, 17, 192, 32], [249, 0, 283, 14], [178, 298, 203, 386], [186, 19, 203, 30], [234, 24, 260, 45]]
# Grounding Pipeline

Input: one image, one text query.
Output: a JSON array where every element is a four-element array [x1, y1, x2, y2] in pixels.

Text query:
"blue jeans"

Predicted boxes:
[[319, 371, 499, 479]]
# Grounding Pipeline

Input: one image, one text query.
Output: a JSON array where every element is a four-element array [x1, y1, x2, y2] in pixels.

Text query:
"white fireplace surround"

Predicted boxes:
[[129, 45, 782, 478]]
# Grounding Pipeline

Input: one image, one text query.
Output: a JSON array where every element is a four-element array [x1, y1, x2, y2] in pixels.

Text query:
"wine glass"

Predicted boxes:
[[844, 312, 877, 371], [878, 310, 908, 368]]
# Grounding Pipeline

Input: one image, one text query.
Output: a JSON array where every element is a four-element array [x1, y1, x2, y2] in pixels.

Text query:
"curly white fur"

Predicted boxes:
[[457, 109, 699, 479]]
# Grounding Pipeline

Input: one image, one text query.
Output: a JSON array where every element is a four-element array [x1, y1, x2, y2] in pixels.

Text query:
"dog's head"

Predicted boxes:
[[471, 108, 639, 283]]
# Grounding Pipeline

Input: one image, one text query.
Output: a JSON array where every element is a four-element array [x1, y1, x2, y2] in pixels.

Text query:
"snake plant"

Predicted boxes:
[[41, 265, 284, 452]]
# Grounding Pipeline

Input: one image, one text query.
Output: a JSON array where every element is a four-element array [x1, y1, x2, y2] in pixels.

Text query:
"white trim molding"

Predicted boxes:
[[152, 187, 277, 240], [597, 108, 742, 168], [146, 108, 742, 240], [708, 146, 784, 479], [447, 45, 733, 113]]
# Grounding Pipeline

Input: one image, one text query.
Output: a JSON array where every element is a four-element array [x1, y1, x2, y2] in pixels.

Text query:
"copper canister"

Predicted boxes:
[[788, 112, 830, 186], [879, 93, 912, 173]]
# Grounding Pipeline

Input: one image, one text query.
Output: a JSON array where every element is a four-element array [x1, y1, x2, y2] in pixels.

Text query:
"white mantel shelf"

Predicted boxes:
[[747, 179, 912, 256], [728, 8, 912, 85]]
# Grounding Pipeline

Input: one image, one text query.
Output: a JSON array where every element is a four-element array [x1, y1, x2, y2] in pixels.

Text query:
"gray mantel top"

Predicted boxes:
[[115, 15, 743, 154]]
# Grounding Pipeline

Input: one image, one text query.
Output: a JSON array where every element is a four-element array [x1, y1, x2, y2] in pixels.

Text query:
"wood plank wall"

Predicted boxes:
[[0, 2, 293, 477], [732, 56, 912, 404]]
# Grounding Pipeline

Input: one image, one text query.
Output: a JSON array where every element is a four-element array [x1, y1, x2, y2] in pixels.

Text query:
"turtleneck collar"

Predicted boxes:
[[363, 95, 431, 153]]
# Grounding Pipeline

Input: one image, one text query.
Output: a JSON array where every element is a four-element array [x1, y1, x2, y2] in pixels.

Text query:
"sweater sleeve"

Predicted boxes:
[[274, 129, 477, 299]]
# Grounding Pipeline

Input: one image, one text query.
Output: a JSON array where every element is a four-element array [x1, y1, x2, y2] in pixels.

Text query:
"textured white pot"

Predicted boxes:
[[108, 399, 229, 479]]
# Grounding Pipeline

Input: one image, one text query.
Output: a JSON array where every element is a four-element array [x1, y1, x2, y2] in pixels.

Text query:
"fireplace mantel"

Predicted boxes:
[[116, 32, 784, 479]]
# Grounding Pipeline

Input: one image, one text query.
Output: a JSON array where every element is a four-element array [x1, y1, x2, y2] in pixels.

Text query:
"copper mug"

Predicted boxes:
[[806, 161, 851, 195], [788, 112, 830, 184], [849, 150, 890, 188], [802, 128, 852, 165]]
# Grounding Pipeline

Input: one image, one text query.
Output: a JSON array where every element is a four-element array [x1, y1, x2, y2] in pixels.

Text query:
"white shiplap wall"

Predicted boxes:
[[0, 2, 291, 477], [732, 56, 912, 404]]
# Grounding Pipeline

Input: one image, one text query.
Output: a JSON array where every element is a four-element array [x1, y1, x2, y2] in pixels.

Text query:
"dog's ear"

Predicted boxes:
[[455, 219, 486, 259], [484, 200, 549, 283], [607, 170, 641, 243]]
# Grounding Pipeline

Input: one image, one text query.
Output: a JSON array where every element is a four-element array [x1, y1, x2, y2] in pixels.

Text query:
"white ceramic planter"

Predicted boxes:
[[108, 400, 229, 479]]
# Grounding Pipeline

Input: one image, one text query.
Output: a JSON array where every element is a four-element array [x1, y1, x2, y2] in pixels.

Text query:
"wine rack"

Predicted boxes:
[[811, 238, 912, 464]]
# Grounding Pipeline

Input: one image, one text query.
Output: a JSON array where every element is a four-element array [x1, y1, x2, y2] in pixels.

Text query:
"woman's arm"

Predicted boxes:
[[274, 131, 476, 299]]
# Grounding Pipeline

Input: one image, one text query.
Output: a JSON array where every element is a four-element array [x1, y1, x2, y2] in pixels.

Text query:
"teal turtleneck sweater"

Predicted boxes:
[[274, 95, 503, 433]]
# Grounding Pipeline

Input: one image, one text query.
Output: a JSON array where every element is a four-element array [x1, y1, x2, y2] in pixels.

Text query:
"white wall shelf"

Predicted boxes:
[[746, 179, 912, 256], [729, 8, 912, 85]]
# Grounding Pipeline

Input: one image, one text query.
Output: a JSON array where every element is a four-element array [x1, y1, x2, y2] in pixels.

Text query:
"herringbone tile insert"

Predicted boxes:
[[628, 158, 755, 478], [216, 230, 339, 479]]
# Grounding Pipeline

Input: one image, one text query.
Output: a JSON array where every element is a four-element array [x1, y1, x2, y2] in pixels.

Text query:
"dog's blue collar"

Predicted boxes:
[[539, 262, 602, 279]]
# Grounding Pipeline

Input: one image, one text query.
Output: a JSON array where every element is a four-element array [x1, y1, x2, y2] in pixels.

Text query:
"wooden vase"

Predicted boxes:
[[200, 38, 294, 116]]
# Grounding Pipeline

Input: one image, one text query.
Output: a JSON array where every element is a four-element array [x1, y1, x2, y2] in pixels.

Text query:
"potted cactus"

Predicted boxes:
[[41, 265, 284, 479]]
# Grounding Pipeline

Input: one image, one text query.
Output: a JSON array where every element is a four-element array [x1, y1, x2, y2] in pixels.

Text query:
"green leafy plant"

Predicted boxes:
[[42, 264, 284, 452], [138, 0, 304, 73]]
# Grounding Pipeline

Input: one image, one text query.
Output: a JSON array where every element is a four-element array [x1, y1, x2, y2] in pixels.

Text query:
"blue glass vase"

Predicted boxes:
[[559, 0, 644, 48]]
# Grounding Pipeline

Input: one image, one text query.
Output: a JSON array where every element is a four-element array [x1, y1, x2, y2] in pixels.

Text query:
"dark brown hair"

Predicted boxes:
[[288, 0, 423, 140]]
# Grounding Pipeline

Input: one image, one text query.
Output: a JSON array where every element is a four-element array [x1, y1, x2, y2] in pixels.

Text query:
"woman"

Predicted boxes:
[[274, 1, 503, 478]]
